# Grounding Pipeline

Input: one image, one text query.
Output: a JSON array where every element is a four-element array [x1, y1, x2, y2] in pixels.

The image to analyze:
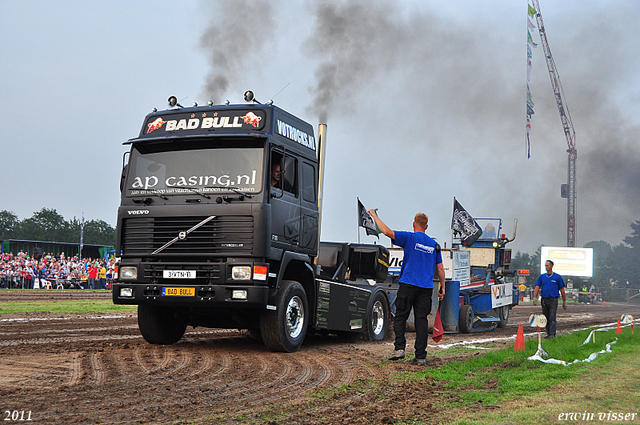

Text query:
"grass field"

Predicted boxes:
[[408, 327, 639, 424], [0, 299, 136, 315]]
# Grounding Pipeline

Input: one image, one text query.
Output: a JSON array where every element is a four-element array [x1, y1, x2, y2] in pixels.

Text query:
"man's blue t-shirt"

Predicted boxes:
[[535, 272, 566, 298], [393, 230, 442, 289]]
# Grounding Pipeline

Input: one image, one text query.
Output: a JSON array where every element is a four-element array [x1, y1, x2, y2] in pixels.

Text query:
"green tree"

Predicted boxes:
[[83, 219, 116, 246], [18, 208, 69, 242], [529, 246, 542, 284], [0, 210, 19, 239], [510, 248, 541, 286], [1, 208, 115, 247], [584, 240, 612, 288], [623, 220, 640, 249], [610, 220, 640, 289], [66, 217, 115, 246]]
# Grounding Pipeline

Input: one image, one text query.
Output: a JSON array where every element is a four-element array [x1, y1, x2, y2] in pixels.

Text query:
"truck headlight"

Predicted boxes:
[[232, 290, 248, 300], [120, 287, 134, 297], [231, 266, 251, 280], [120, 266, 138, 280]]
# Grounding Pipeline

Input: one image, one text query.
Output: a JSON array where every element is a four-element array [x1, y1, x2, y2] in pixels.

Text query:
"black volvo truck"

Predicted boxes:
[[113, 93, 391, 352]]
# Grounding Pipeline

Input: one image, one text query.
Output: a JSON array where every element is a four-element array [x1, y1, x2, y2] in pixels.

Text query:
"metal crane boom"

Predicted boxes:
[[531, 0, 577, 247]]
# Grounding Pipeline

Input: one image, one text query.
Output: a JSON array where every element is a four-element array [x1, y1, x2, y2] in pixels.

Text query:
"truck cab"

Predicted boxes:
[[113, 96, 391, 352]]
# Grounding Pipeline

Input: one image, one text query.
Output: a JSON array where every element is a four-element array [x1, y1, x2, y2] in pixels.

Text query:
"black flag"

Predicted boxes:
[[451, 198, 482, 247], [358, 198, 379, 238]]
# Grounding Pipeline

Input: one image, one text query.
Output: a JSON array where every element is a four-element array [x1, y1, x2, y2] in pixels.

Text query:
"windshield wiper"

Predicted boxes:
[[173, 186, 211, 199], [203, 186, 254, 200], [132, 192, 168, 203], [228, 187, 253, 199]]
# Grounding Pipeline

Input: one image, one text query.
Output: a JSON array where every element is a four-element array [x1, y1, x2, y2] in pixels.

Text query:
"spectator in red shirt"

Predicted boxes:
[[87, 264, 98, 290]]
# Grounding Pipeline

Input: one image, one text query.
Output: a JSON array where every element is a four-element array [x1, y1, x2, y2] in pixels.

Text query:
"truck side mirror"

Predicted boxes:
[[120, 152, 129, 193]]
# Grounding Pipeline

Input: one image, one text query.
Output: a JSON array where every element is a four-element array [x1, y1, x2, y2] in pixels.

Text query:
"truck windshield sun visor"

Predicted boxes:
[[125, 146, 264, 198]]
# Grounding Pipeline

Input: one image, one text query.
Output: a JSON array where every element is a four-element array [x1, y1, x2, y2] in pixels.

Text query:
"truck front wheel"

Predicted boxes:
[[459, 304, 474, 333], [260, 280, 308, 352], [497, 305, 509, 328], [367, 291, 389, 342], [138, 305, 187, 345]]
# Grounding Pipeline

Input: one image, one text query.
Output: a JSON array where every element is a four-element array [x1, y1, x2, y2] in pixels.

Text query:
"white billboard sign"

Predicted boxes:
[[540, 246, 593, 277]]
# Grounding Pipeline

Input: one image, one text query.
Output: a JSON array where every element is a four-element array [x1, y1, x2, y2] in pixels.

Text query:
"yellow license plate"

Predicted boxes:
[[162, 287, 195, 297]]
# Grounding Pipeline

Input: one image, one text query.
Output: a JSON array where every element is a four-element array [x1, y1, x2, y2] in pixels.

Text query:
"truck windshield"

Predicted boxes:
[[125, 146, 264, 197]]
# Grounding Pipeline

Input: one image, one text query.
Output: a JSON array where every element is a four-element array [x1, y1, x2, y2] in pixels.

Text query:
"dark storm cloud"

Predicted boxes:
[[300, 0, 639, 249], [303, 0, 413, 123], [198, 0, 639, 251], [549, 1, 640, 244], [200, 0, 275, 103], [302, 0, 514, 140]]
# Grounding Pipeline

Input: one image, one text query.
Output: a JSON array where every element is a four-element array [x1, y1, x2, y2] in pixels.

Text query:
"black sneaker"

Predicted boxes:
[[388, 349, 405, 360], [409, 358, 426, 366]]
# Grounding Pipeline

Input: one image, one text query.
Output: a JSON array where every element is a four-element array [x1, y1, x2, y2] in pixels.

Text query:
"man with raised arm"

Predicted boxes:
[[368, 210, 445, 366]]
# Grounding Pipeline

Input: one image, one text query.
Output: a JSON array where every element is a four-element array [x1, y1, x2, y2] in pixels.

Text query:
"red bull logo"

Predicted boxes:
[[147, 117, 166, 134], [241, 112, 262, 128]]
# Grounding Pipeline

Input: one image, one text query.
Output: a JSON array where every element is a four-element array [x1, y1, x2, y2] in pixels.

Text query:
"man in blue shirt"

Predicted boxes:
[[533, 260, 567, 338], [369, 210, 445, 365]]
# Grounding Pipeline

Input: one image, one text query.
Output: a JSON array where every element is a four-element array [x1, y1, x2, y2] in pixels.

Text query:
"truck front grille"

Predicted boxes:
[[122, 215, 254, 256]]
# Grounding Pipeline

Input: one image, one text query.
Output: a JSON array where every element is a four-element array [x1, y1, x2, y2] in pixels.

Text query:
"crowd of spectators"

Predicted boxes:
[[0, 250, 116, 290]]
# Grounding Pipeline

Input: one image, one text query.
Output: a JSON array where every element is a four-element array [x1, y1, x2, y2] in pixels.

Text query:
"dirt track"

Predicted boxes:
[[0, 291, 637, 424]]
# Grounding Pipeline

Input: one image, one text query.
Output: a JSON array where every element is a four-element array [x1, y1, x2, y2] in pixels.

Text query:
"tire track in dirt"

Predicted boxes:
[[89, 352, 105, 385], [253, 356, 314, 405], [155, 346, 176, 372], [168, 347, 192, 374], [227, 352, 362, 416], [305, 355, 339, 389], [68, 352, 82, 386], [198, 354, 273, 402], [133, 345, 176, 374], [0, 333, 142, 347], [133, 346, 152, 374], [103, 349, 130, 383], [187, 347, 230, 379]]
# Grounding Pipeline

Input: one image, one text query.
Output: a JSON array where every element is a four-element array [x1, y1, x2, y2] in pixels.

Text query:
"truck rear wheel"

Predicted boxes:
[[138, 305, 186, 345], [497, 305, 509, 328], [367, 291, 389, 342], [260, 280, 308, 352], [459, 304, 474, 333]]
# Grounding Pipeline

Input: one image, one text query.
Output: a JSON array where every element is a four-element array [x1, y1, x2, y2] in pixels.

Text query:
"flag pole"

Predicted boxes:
[[357, 198, 361, 244]]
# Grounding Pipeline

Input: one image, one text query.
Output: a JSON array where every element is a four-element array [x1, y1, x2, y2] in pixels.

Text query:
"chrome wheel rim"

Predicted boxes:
[[371, 300, 385, 336], [286, 295, 305, 339]]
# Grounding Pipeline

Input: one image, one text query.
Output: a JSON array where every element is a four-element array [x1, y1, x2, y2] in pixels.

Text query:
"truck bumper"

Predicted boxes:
[[112, 282, 269, 308]]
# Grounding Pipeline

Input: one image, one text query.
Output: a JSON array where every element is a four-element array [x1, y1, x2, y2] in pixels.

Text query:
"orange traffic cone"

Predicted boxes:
[[514, 323, 525, 351], [616, 319, 622, 334], [603, 300, 605, 306]]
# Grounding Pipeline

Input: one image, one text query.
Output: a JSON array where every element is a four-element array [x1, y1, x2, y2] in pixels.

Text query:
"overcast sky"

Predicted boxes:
[[1, 0, 638, 255]]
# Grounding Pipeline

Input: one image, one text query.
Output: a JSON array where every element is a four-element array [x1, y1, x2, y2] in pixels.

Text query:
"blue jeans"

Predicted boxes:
[[541, 297, 558, 336], [393, 283, 433, 359]]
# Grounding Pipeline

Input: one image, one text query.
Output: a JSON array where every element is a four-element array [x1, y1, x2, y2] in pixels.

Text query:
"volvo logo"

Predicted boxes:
[[127, 210, 150, 215], [151, 215, 216, 255]]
